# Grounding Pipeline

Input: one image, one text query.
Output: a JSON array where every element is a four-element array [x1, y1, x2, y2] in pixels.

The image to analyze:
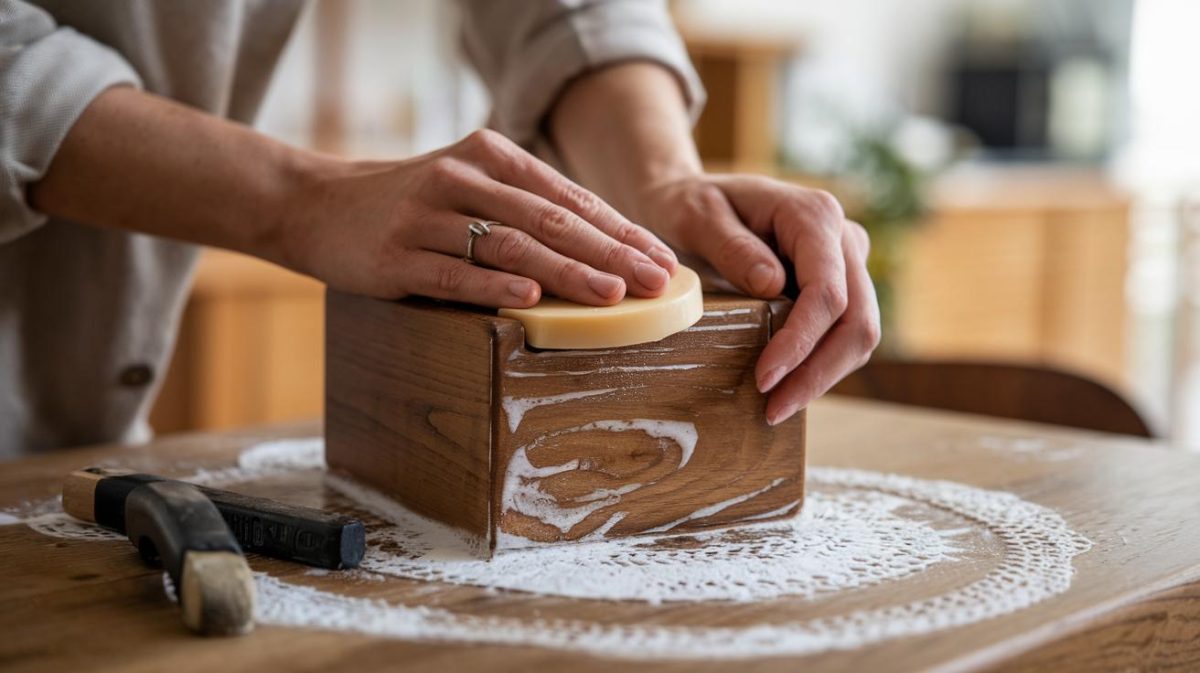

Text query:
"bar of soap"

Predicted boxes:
[[498, 265, 703, 349]]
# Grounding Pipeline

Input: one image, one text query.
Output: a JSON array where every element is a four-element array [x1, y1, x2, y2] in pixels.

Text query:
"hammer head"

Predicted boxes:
[[125, 481, 255, 636]]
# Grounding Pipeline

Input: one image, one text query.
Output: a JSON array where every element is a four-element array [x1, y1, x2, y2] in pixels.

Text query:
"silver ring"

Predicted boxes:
[[464, 220, 496, 264]]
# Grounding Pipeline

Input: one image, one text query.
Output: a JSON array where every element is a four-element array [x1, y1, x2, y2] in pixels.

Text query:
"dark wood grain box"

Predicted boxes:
[[325, 291, 805, 554]]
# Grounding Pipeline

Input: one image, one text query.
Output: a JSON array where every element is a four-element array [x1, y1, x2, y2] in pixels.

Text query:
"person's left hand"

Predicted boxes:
[[636, 174, 881, 425]]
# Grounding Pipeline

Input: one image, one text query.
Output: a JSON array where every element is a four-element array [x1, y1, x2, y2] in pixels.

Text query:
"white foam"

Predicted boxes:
[[501, 389, 618, 433], [580, 419, 698, 468], [500, 445, 633, 534], [642, 477, 787, 533], [17, 437, 1093, 661], [506, 364, 703, 378], [688, 323, 758, 332], [739, 499, 802, 521], [497, 419, 697, 544]]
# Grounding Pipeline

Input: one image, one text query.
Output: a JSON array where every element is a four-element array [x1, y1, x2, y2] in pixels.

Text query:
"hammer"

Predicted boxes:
[[64, 467, 365, 569], [122, 481, 254, 635], [63, 468, 366, 636]]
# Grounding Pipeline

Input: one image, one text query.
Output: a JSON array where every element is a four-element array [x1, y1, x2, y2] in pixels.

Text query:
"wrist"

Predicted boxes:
[[264, 148, 354, 274], [549, 62, 703, 224]]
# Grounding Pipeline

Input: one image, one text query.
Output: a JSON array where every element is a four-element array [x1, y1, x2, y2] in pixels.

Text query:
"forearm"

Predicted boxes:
[[548, 62, 702, 222], [28, 86, 331, 266], [26, 84, 675, 308]]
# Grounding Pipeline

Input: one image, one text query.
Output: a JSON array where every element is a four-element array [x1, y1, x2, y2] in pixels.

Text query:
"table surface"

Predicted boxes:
[[2, 397, 1199, 673]]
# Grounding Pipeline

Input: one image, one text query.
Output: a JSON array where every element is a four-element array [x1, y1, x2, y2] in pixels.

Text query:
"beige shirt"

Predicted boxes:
[[0, 0, 703, 458]]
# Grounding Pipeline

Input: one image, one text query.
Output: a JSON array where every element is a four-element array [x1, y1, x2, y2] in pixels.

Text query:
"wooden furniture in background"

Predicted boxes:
[[325, 292, 804, 552], [682, 32, 798, 167], [313, 0, 350, 154], [833, 359, 1153, 437], [150, 250, 325, 434], [894, 168, 1133, 390], [5, 398, 1200, 671]]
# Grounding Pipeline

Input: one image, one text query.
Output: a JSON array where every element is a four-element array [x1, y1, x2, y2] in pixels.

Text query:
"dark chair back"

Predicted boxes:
[[832, 359, 1154, 438]]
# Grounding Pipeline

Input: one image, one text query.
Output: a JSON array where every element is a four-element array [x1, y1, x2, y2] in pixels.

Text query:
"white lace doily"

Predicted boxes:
[[7, 437, 1092, 660]]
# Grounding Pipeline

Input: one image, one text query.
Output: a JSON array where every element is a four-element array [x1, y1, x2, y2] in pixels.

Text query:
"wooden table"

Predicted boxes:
[[2, 397, 1199, 672]]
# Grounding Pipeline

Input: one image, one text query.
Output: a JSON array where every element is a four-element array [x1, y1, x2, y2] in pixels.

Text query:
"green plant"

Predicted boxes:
[[782, 117, 957, 351], [842, 129, 928, 349]]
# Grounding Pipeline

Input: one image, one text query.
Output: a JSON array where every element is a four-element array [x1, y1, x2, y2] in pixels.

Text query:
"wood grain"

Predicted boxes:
[[325, 292, 805, 551], [324, 290, 495, 540], [2, 399, 1200, 672], [494, 295, 802, 546]]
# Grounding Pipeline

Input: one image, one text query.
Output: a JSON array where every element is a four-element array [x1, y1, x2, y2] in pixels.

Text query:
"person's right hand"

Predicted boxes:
[[282, 129, 678, 308]]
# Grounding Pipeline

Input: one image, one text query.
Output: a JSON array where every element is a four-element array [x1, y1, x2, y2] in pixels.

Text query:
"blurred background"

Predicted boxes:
[[150, 0, 1200, 450]]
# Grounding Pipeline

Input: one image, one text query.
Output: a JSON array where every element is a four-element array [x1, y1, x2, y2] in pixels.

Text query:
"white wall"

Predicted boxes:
[[256, 0, 487, 157], [677, 0, 1132, 167]]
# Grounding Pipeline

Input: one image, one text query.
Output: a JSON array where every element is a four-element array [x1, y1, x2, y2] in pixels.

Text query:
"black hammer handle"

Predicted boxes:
[[125, 481, 255, 636], [64, 467, 365, 569]]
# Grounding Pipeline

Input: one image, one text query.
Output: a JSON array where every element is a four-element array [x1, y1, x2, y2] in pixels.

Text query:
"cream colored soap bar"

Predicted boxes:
[[498, 265, 703, 349]]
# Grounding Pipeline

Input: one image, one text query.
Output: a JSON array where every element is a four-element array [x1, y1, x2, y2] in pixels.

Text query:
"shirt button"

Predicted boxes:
[[119, 364, 154, 387]]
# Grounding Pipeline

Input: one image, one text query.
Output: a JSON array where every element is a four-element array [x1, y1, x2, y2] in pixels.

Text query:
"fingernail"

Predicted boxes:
[[634, 262, 669, 290], [748, 262, 777, 296], [758, 366, 786, 393], [768, 402, 799, 426], [508, 280, 537, 302], [648, 247, 677, 270], [587, 273, 624, 299]]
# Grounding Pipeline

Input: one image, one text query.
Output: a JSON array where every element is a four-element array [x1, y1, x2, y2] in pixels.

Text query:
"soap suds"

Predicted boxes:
[[643, 477, 787, 534], [498, 419, 698, 544], [687, 323, 758, 332], [16, 437, 1093, 661], [501, 444, 637, 534], [515, 346, 676, 359], [501, 389, 618, 433], [740, 499, 802, 521], [506, 364, 703, 378], [340, 476, 960, 603]]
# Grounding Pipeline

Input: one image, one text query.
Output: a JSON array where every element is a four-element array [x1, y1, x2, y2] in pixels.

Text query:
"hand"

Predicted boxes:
[[282, 129, 678, 308], [637, 174, 881, 425]]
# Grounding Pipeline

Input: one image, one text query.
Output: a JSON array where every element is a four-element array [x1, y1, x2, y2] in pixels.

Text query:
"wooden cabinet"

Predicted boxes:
[[894, 169, 1131, 389], [684, 34, 797, 168], [150, 250, 325, 433]]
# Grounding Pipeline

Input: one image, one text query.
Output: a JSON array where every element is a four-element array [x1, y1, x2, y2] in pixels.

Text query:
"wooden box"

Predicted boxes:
[[325, 291, 805, 553]]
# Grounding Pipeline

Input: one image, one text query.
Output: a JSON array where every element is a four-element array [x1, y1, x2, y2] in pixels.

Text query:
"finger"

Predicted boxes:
[[764, 226, 880, 425], [459, 129, 678, 273], [421, 220, 626, 305], [755, 200, 849, 393], [764, 322, 860, 425], [679, 182, 786, 297], [452, 175, 671, 297], [399, 250, 542, 309]]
